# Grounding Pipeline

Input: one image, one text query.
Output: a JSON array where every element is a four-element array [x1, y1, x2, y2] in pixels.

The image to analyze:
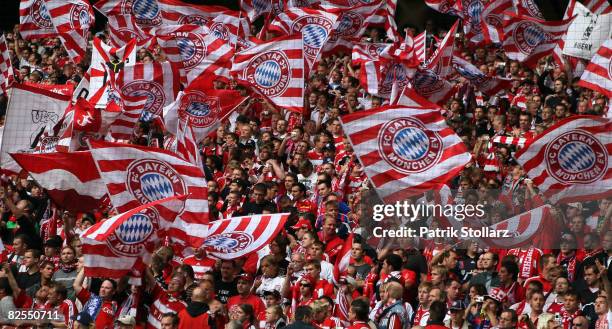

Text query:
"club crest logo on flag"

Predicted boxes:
[[122, 0, 162, 26], [107, 207, 159, 257], [486, 12, 503, 27], [176, 33, 208, 70], [292, 16, 334, 59], [245, 51, 290, 97], [210, 22, 230, 41], [69, 3, 91, 29], [378, 117, 443, 174], [121, 81, 166, 116], [545, 130, 608, 184], [367, 43, 386, 57], [178, 91, 220, 128], [204, 232, 253, 253], [126, 159, 187, 210], [413, 69, 445, 95], [334, 12, 364, 39], [466, 0, 484, 32], [514, 21, 548, 55], [519, 0, 542, 18], [380, 63, 410, 96], [30, 0, 53, 28]]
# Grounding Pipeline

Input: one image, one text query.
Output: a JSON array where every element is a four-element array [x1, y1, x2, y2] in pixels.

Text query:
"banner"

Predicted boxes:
[[562, 2, 612, 59]]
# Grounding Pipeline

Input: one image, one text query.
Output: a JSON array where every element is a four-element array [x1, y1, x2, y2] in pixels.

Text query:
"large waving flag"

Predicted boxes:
[[203, 213, 289, 259], [11, 151, 106, 213], [427, 20, 459, 79], [44, 0, 94, 63], [154, 24, 234, 86], [425, 0, 462, 15], [231, 34, 305, 113], [412, 68, 456, 105], [19, 0, 56, 40], [453, 56, 511, 95], [465, 0, 512, 45], [322, 2, 384, 54], [94, 0, 163, 29], [117, 62, 181, 120], [340, 105, 471, 203], [582, 0, 612, 14], [502, 13, 574, 68], [578, 39, 612, 98], [513, 0, 544, 19], [163, 77, 248, 142], [515, 116, 612, 204], [88, 140, 209, 247], [0, 35, 14, 95], [268, 8, 338, 69], [482, 205, 556, 249], [82, 195, 186, 280], [107, 14, 153, 48]]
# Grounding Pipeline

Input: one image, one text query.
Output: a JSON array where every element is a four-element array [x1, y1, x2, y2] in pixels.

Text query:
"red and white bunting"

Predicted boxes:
[[203, 213, 289, 259], [515, 115, 612, 204], [0, 35, 14, 95], [11, 151, 107, 213], [88, 140, 210, 248], [19, 0, 56, 40], [578, 39, 612, 98], [231, 35, 305, 113], [502, 13, 574, 68], [340, 105, 471, 203]]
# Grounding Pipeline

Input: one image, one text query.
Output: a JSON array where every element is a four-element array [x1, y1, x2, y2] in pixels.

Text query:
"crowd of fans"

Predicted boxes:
[[0, 6, 609, 329]]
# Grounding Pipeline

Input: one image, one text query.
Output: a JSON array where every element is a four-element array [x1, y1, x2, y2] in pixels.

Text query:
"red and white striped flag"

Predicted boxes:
[[333, 233, 353, 282], [351, 42, 388, 65], [453, 56, 511, 95], [268, 8, 338, 69], [44, 0, 94, 64], [202, 213, 289, 259], [107, 14, 153, 48], [466, 0, 512, 45], [82, 195, 186, 280], [94, 0, 163, 29], [322, 2, 384, 54], [412, 68, 456, 105], [414, 31, 426, 62], [117, 61, 181, 120], [427, 20, 459, 79], [175, 120, 199, 167], [502, 13, 574, 68], [391, 85, 441, 109], [163, 77, 248, 142], [0, 35, 14, 95], [88, 140, 210, 247], [154, 24, 234, 86], [425, 0, 462, 15], [513, 0, 544, 19], [578, 39, 612, 98], [11, 151, 107, 213], [515, 115, 612, 204], [106, 78, 148, 141], [340, 105, 471, 203], [240, 0, 284, 23], [492, 135, 528, 148], [365, 0, 399, 41], [582, 0, 612, 14], [231, 34, 305, 113], [19, 0, 56, 40], [482, 205, 556, 249]]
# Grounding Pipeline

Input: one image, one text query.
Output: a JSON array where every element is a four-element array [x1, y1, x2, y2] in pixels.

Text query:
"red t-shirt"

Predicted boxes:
[[227, 294, 266, 317], [45, 299, 78, 328], [77, 289, 116, 329]]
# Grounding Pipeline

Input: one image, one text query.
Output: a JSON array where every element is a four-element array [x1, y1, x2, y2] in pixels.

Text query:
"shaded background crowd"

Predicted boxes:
[[0, 1, 609, 328]]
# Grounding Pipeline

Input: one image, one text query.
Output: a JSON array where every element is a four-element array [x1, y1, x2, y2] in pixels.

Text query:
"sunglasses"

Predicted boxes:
[[300, 284, 311, 287]]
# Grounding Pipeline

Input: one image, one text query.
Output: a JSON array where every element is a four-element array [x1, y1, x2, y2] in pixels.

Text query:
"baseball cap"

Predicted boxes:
[[237, 273, 254, 283], [44, 236, 62, 249], [72, 311, 93, 325], [116, 315, 136, 325], [567, 202, 583, 211], [291, 219, 313, 230], [263, 290, 282, 299], [449, 300, 466, 311]]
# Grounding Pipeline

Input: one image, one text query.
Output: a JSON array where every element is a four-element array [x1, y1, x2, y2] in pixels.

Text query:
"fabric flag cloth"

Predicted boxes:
[[412, 68, 456, 105], [562, 2, 612, 60], [88, 140, 210, 247], [202, 213, 289, 259], [175, 120, 199, 167], [424, 0, 462, 15], [515, 115, 612, 204], [502, 13, 574, 68], [513, 0, 544, 19], [19, 0, 57, 40], [414, 31, 426, 62], [321, 2, 385, 54], [427, 20, 459, 79], [231, 34, 305, 113], [154, 24, 234, 86], [44, 0, 94, 64], [333, 233, 353, 282], [107, 14, 153, 48], [580, 0, 612, 14], [163, 77, 248, 142], [105, 70, 148, 141], [81, 195, 186, 280], [340, 105, 471, 203], [578, 39, 612, 98], [0, 84, 70, 175], [11, 151, 106, 213], [351, 42, 389, 65], [0, 35, 14, 95], [117, 62, 181, 121], [93, 0, 163, 29], [482, 205, 556, 249], [391, 85, 441, 109], [268, 8, 338, 70], [466, 0, 512, 45], [240, 0, 284, 23], [452, 56, 511, 95]]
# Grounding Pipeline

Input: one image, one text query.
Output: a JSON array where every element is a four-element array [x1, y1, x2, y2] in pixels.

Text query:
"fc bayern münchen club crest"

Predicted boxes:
[[245, 50, 291, 97], [107, 208, 159, 257], [121, 81, 166, 116], [291, 16, 333, 60], [30, 0, 53, 29], [513, 21, 547, 55], [378, 117, 443, 174], [126, 159, 187, 212], [126, 0, 162, 26], [69, 4, 91, 30], [333, 11, 363, 39], [178, 15, 210, 26], [545, 130, 608, 184], [413, 70, 445, 96], [178, 91, 220, 128], [204, 232, 253, 253], [176, 32, 208, 70]]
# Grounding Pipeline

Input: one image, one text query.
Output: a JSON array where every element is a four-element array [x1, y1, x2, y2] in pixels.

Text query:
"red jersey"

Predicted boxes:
[[183, 255, 216, 280], [413, 306, 430, 326], [348, 321, 370, 329], [227, 294, 266, 318], [524, 275, 552, 294], [76, 289, 117, 329], [147, 284, 187, 329], [45, 299, 78, 328], [507, 248, 542, 280], [295, 199, 317, 215]]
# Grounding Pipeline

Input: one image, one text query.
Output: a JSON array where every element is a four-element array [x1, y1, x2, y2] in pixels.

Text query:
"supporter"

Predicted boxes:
[[265, 305, 287, 329], [227, 273, 266, 318], [214, 260, 239, 304], [347, 299, 369, 329], [52, 245, 78, 300], [426, 301, 450, 329], [579, 264, 603, 305], [445, 300, 468, 329], [497, 309, 519, 329], [285, 306, 314, 329], [469, 252, 499, 289], [517, 291, 551, 329], [160, 312, 180, 329], [376, 281, 410, 329], [73, 268, 119, 328], [46, 281, 78, 328]]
